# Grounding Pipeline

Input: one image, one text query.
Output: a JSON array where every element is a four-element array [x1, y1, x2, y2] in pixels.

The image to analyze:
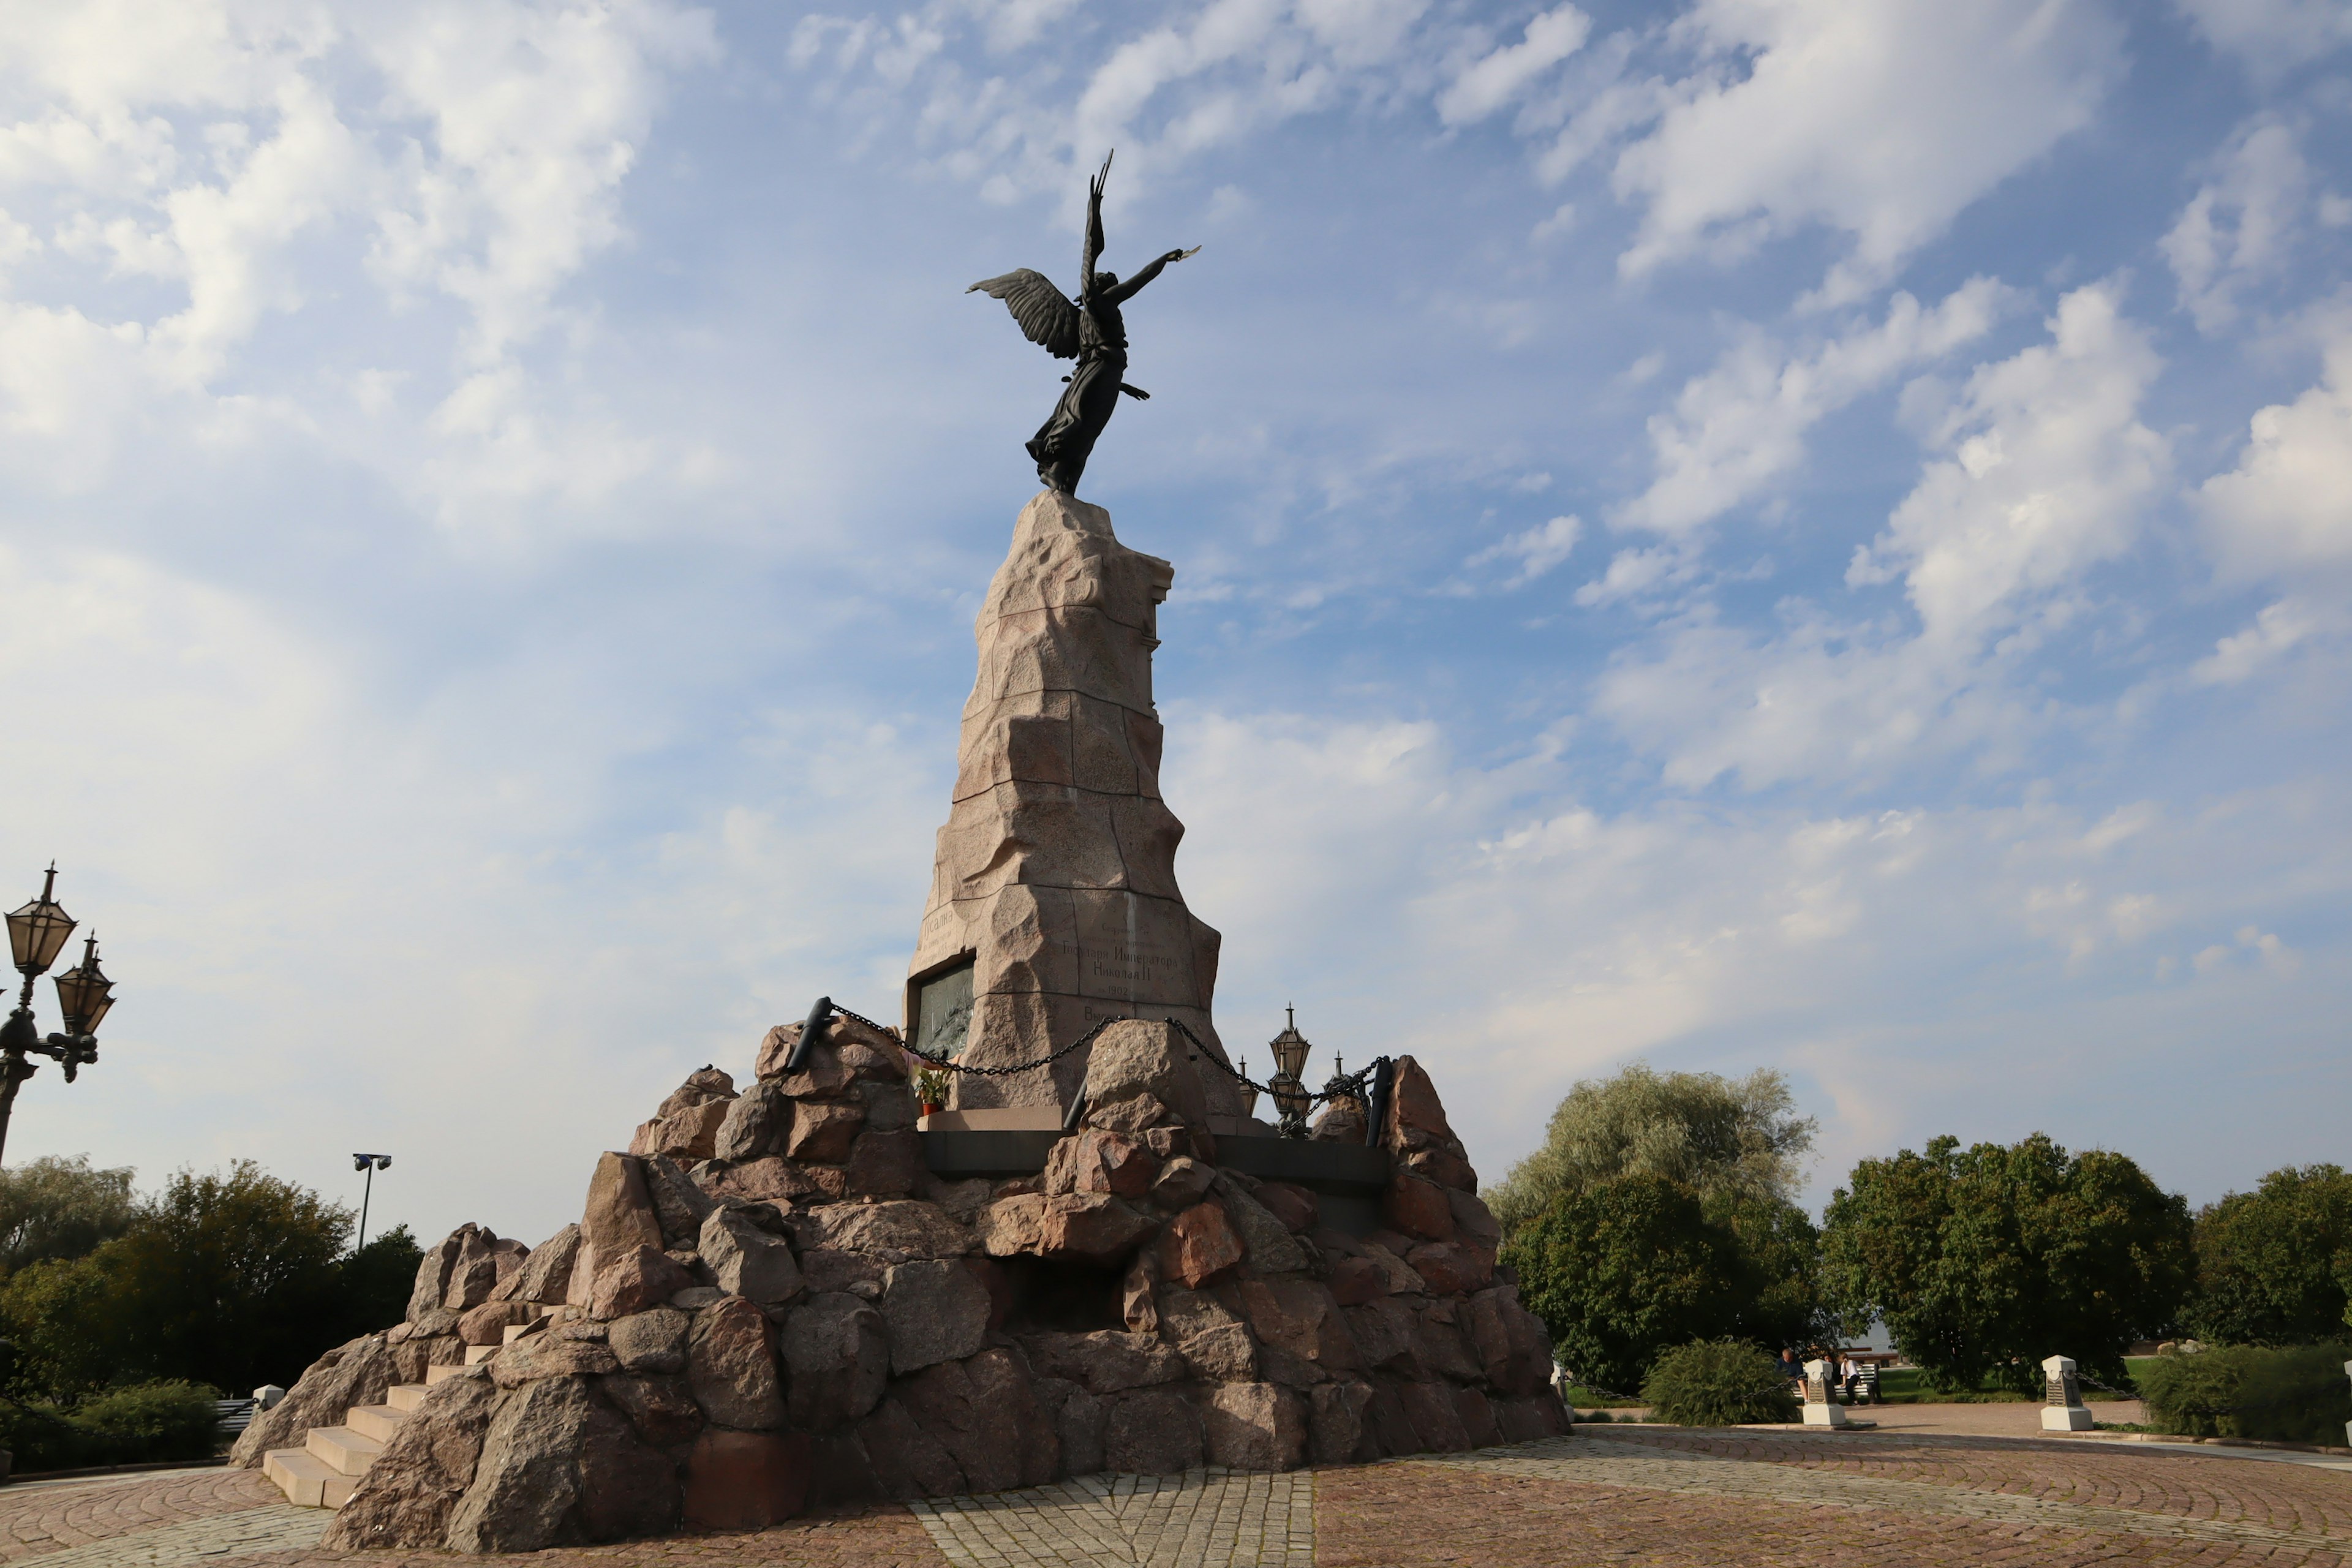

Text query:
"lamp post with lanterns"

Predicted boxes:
[[1266, 1005, 1314, 1139], [352, 1153, 393, 1250], [0, 866, 118, 1166]]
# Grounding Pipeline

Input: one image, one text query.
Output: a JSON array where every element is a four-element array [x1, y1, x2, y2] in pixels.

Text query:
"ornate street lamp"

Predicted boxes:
[[1267, 1005, 1313, 1139], [352, 1153, 393, 1250], [0, 867, 119, 1164]]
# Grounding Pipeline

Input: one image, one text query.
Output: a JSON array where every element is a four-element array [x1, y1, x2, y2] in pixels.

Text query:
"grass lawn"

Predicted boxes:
[[1869, 1368, 2030, 1404], [1559, 1383, 1646, 1409]]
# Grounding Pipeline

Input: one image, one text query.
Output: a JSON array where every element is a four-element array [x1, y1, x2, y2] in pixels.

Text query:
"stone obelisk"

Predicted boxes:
[[908, 489, 1240, 1114]]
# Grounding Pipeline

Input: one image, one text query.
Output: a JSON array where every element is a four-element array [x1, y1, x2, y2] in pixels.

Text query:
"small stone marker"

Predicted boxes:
[[252, 1383, 287, 1411], [2041, 1354, 2093, 1431], [1802, 1359, 1848, 1427]]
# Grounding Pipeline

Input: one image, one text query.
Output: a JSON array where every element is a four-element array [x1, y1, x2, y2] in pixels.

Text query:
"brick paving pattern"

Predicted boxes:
[[911, 1469, 1315, 1567], [4, 1429, 2349, 1568]]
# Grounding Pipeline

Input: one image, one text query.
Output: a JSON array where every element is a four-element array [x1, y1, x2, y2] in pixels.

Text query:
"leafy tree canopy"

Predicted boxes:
[[2184, 1164, 2352, 1346], [1820, 1133, 2193, 1393], [1487, 1064, 1816, 1235], [0, 1155, 135, 1276]]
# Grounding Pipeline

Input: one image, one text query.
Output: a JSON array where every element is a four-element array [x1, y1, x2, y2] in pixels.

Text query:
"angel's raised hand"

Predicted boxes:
[[1163, 246, 1201, 265]]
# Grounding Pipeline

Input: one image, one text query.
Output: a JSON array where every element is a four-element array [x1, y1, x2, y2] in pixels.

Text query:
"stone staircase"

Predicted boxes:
[[263, 1316, 543, 1508]]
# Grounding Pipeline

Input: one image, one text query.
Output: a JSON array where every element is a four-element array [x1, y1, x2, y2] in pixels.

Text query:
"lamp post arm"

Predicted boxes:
[[0, 1046, 36, 1167]]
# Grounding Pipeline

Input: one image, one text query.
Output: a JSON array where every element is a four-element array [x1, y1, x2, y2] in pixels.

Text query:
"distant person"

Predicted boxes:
[[1780, 1348, 1804, 1384], [1841, 1354, 1861, 1401]]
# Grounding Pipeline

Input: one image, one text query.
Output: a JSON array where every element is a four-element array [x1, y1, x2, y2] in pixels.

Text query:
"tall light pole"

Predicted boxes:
[[0, 867, 118, 1165], [352, 1153, 392, 1250]]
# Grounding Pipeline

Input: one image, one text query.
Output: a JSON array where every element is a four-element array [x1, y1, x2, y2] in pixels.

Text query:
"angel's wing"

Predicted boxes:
[[967, 269, 1082, 360]]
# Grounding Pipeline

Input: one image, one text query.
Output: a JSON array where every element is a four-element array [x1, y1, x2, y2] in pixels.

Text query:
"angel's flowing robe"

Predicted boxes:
[[1027, 293, 1128, 494]]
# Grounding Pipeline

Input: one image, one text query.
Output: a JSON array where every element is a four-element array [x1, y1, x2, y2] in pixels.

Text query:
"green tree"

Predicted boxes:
[[1487, 1064, 1816, 1235], [0, 1161, 409, 1400], [1503, 1173, 1749, 1395], [2184, 1165, 2352, 1345], [1820, 1133, 2193, 1393], [0, 1155, 135, 1276]]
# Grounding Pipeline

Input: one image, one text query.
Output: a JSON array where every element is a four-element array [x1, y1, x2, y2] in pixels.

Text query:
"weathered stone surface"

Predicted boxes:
[[1102, 1388, 1202, 1474], [408, 1231, 467, 1322], [1148, 1155, 1215, 1210], [713, 1082, 793, 1163], [856, 1397, 965, 1498], [1382, 1170, 1457, 1242], [1034, 1378, 1105, 1475], [783, 1292, 889, 1431], [491, 1225, 581, 1305], [426, 1335, 470, 1368], [681, 1430, 809, 1531], [1217, 1181, 1310, 1275], [655, 1066, 737, 1118], [607, 1308, 689, 1375], [699, 1207, 802, 1303], [1157, 1200, 1243, 1287], [489, 1335, 621, 1388], [589, 1245, 695, 1321], [1235, 1279, 1360, 1373], [391, 1337, 434, 1385], [701, 1156, 840, 1205], [231, 1333, 398, 1466], [794, 1200, 974, 1262], [1036, 1192, 1156, 1264], [411, 1306, 461, 1337], [1395, 1379, 1472, 1453], [1044, 1128, 1157, 1199], [787, 1099, 866, 1162], [1454, 1386, 1502, 1449], [1342, 1299, 1419, 1376], [1330, 1255, 1388, 1305], [457, 1301, 539, 1346], [1121, 1248, 1161, 1334], [1308, 1380, 1377, 1466], [1253, 1182, 1319, 1234], [448, 1376, 599, 1551], [321, 1366, 500, 1549], [1159, 1288, 1259, 1383], [1406, 1146, 1479, 1192], [1200, 1382, 1305, 1471], [859, 1078, 916, 1130], [804, 1432, 886, 1508], [600, 1373, 705, 1448], [1384, 1057, 1462, 1156], [974, 1193, 1049, 1256], [846, 1129, 921, 1197], [799, 1248, 886, 1295], [643, 1155, 716, 1250], [445, 1229, 507, 1311], [1463, 1289, 1556, 1396], [881, 1259, 992, 1375], [1082, 1019, 1212, 1132], [1494, 1392, 1568, 1442], [1406, 1241, 1493, 1295], [579, 1153, 664, 1297], [1310, 1098, 1366, 1143], [631, 1099, 733, 1166], [1449, 1187, 1502, 1245], [688, 1296, 783, 1430], [1359, 1239, 1427, 1294], [1411, 1306, 1485, 1383], [1021, 1331, 1184, 1393], [895, 1349, 1058, 1494], [753, 1022, 813, 1085], [1365, 1381, 1421, 1457]]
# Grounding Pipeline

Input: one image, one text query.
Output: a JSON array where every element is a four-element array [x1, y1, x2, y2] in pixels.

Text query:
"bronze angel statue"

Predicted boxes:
[[969, 152, 1198, 496]]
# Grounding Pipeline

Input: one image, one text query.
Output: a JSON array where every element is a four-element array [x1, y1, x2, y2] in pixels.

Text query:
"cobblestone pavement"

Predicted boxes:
[[910, 1468, 1316, 1567], [7, 1428, 2352, 1568]]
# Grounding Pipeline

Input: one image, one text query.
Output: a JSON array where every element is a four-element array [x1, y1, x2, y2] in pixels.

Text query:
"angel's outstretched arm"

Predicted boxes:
[[1081, 151, 1110, 298], [1103, 246, 1199, 306]]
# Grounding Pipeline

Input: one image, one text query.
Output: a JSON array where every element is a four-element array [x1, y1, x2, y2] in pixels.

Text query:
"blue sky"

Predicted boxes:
[[1, 0, 2346, 1247]]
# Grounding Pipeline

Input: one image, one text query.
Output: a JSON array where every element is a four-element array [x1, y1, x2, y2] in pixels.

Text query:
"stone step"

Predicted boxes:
[[264, 1446, 354, 1509], [385, 1382, 430, 1413], [424, 1361, 470, 1386], [305, 1423, 384, 1477], [502, 1322, 537, 1344], [463, 1342, 500, 1365], [345, 1403, 408, 1444]]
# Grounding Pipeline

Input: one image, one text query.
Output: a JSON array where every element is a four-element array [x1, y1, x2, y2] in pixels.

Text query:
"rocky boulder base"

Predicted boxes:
[[284, 1015, 1559, 1553]]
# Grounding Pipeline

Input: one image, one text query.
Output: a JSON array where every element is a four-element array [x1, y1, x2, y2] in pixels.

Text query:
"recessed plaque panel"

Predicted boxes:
[[913, 957, 976, 1060]]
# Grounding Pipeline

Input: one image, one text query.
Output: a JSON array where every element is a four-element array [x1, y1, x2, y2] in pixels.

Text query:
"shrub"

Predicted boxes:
[[2187, 1167, 2352, 1346], [0, 1379, 222, 1473], [1642, 1339, 1800, 1426], [2137, 1345, 2352, 1444]]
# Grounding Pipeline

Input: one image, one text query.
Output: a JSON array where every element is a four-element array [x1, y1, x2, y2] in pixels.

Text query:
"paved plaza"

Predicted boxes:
[[11, 1425, 2352, 1568]]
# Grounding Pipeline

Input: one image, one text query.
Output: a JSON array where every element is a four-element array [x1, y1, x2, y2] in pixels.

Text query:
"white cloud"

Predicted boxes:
[[1611, 0, 2124, 295], [1619, 277, 2010, 536], [2192, 597, 2334, 684], [1850, 281, 2166, 647], [1466, 512, 1581, 586], [2174, 0, 2352, 75], [1436, 5, 1590, 127], [2199, 317, 2352, 578], [2162, 118, 2315, 333]]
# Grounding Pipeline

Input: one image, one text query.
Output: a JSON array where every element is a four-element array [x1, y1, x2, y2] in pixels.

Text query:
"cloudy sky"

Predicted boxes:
[[1, 0, 2346, 1247]]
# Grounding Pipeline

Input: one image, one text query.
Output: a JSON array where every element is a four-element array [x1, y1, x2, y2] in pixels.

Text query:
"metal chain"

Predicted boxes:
[[821, 998, 1381, 1113]]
